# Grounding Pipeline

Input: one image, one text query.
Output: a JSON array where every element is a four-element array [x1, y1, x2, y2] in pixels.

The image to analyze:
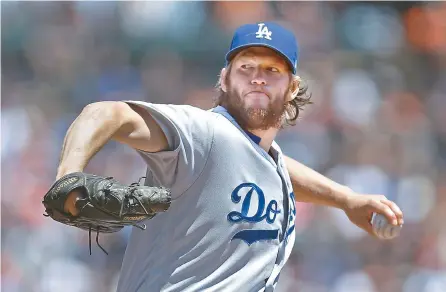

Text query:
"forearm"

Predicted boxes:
[[57, 102, 126, 178], [284, 156, 353, 209]]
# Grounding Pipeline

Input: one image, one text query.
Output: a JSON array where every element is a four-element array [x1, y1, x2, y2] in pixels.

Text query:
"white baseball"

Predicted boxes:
[[370, 213, 402, 240]]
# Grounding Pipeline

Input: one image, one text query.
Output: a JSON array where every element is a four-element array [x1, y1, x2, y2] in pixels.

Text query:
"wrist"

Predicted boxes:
[[334, 186, 356, 210], [56, 165, 83, 180]]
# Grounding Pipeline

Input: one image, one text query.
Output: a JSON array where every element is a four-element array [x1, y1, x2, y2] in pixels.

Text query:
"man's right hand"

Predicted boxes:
[[43, 172, 172, 237], [57, 170, 83, 216], [64, 191, 82, 216]]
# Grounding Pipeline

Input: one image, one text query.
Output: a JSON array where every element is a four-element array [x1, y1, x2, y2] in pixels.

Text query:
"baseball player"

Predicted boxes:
[[54, 22, 404, 292]]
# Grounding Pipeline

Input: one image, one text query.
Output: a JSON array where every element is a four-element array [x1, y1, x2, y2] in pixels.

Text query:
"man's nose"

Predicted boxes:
[[250, 69, 267, 85]]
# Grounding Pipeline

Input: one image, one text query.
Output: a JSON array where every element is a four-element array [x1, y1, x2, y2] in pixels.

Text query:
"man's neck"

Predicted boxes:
[[249, 127, 279, 152]]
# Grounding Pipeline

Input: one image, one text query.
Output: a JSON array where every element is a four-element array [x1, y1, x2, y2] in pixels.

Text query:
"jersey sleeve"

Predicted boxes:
[[124, 101, 215, 200]]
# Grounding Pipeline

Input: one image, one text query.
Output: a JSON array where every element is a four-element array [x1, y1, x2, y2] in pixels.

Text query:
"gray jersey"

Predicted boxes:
[[117, 101, 296, 292]]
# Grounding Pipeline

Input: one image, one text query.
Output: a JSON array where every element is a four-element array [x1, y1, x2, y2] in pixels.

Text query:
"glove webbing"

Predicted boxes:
[[85, 176, 150, 255]]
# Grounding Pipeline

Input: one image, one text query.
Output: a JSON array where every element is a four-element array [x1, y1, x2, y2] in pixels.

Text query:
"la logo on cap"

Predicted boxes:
[[255, 23, 272, 40]]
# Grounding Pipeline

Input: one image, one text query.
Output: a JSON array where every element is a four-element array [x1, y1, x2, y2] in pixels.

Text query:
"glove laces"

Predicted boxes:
[[89, 226, 108, 255]]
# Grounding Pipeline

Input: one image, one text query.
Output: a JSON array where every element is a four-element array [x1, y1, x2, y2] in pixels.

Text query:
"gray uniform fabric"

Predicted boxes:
[[117, 101, 296, 292]]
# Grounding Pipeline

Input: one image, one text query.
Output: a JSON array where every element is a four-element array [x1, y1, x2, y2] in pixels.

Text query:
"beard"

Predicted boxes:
[[220, 85, 288, 131]]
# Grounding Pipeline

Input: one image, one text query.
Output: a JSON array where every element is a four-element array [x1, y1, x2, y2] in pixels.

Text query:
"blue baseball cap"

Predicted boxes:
[[225, 22, 298, 74]]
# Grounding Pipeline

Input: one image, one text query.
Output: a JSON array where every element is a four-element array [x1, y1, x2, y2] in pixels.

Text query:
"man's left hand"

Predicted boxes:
[[342, 194, 404, 238]]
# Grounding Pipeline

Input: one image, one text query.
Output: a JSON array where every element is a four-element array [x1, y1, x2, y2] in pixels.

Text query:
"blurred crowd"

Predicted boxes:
[[2, 1, 446, 292]]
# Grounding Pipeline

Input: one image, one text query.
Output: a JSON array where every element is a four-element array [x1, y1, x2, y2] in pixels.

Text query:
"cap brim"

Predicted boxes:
[[225, 43, 296, 74]]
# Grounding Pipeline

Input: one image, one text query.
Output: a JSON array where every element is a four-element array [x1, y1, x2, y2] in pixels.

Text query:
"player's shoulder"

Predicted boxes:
[[126, 101, 214, 118], [163, 103, 221, 121], [124, 100, 223, 133], [166, 104, 225, 122]]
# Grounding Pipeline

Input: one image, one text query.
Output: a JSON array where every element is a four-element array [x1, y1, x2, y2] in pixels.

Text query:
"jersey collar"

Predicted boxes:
[[211, 105, 282, 167]]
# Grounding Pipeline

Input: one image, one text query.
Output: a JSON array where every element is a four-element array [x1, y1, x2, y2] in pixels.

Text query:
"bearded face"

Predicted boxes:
[[219, 47, 293, 131], [220, 76, 289, 131]]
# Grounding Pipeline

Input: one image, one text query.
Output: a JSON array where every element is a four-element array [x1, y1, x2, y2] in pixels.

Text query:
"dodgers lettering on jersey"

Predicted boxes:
[[228, 182, 281, 245], [117, 102, 296, 292], [286, 191, 297, 240]]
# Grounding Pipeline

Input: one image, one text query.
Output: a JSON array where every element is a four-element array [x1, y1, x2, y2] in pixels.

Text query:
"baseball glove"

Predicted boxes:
[[42, 172, 171, 254]]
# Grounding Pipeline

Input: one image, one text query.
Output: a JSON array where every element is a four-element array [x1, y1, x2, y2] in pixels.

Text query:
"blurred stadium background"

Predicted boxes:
[[2, 1, 446, 292]]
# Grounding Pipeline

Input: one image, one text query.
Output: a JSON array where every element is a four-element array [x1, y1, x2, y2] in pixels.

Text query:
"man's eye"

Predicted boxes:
[[241, 64, 251, 69], [268, 67, 279, 72]]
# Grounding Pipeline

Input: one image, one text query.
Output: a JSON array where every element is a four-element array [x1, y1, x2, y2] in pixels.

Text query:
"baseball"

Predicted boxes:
[[371, 213, 403, 240]]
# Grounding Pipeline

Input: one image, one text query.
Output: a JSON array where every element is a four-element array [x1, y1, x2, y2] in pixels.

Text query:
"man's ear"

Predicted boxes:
[[220, 68, 228, 93], [286, 76, 300, 102]]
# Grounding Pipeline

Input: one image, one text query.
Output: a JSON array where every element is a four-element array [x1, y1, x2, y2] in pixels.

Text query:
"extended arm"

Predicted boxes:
[[284, 155, 352, 209], [284, 155, 404, 236]]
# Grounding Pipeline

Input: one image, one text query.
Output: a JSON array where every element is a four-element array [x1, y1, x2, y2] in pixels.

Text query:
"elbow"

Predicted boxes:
[[81, 101, 128, 126], [82, 101, 125, 121]]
